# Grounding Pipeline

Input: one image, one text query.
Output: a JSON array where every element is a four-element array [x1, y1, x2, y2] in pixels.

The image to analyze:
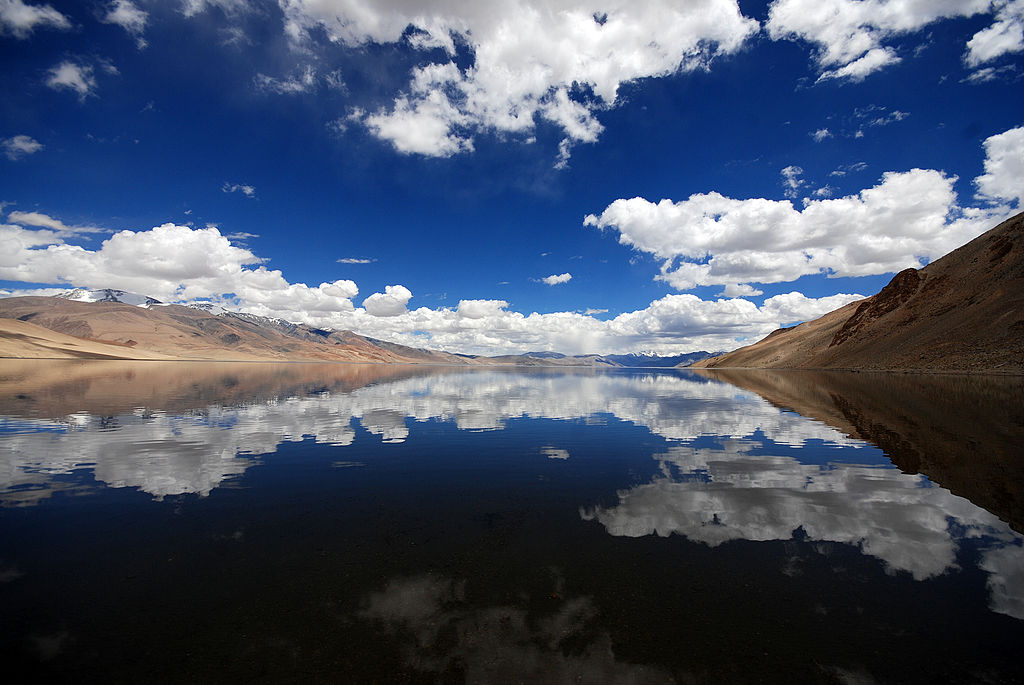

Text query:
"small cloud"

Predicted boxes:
[[810, 128, 832, 142], [542, 446, 570, 460], [102, 0, 148, 48], [583, 307, 608, 315], [540, 273, 572, 286], [720, 284, 763, 297], [337, 257, 375, 264], [780, 165, 804, 199], [254, 65, 317, 95], [0, 0, 70, 38], [222, 182, 256, 198], [830, 161, 868, 177], [225, 231, 258, 241], [46, 61, 97, 99], [813, 186, 834, 198], [962, 65, 1019, 84], [324, 69, 346, 91], [869, 110, 909, 127], [363, 285, 412, 317], [553, 138, 573, 170], [3, 135, 43, 160], [7, 210, 107, 236]]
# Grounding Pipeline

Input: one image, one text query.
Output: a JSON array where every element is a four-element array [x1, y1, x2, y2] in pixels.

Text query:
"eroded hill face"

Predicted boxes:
[[696, 211, 1024, 373]]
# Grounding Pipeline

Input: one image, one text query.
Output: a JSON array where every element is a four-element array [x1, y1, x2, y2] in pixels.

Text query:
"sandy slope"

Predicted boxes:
[[695, 211, 1024, 372], [0, 297, 470, 363], [0, 318, 176, 360]]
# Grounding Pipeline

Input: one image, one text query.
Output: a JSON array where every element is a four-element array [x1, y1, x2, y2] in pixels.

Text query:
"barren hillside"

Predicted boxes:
[[695, 211, 1024, 372]]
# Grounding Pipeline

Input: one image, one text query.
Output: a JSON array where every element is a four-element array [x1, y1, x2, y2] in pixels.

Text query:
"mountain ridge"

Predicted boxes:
[[694, 211, 1024, 373]]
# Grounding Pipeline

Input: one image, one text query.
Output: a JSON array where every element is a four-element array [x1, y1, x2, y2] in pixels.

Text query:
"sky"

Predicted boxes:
[[1, 0, 1022, 356]]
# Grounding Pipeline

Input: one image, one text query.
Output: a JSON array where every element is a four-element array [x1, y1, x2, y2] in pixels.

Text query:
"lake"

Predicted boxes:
[[1, 360, 1022, 683]]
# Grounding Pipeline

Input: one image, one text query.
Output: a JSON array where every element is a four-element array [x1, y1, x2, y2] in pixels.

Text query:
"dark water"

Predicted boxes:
[[1, 360, 1022, 684]]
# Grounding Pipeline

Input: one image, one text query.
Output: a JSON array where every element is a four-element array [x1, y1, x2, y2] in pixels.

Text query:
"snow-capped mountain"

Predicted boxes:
[[57, 288, 163, 308]]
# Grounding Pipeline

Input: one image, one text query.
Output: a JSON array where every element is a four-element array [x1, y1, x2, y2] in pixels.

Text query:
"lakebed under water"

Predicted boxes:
[[1, 360, 1022, 683]]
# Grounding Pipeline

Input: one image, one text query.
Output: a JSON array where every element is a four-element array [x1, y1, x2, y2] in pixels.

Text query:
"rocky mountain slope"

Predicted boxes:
[[695, 211, 1024, 372]]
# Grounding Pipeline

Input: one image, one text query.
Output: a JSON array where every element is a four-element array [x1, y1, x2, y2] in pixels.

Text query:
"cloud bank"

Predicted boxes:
[[585, 126, 1022, 292], [275, 0, 758, 157]]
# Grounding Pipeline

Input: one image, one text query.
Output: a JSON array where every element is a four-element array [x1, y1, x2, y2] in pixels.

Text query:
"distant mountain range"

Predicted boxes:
[[0, 291, 712, 366], [694, 211, 1024, 373]]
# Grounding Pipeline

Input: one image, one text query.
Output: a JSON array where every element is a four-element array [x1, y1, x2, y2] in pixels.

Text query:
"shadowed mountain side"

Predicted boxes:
[[695, 212, 1024, 372], [0, 297, 474, 364], [696, 368, 1024, 534], [0, 360, 447, 419]]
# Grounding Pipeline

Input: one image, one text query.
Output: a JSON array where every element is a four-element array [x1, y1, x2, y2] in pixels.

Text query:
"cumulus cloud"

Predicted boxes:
[[766, 0, 992, 80], [811, 128, 832, 142], [974, 125, 1024, 207], [363, 284, 412, 317], [0, 0, 70, 38], [0, 219, 363, 321], [540, 272, 572, 286], [584, 127, 1021, 292], [46, 61, 98, 99], [2, 134, 43, 160], [337, 257, 375, 264], [102, 0, 147, 48], [277, 0, 758, 157], [965, 0, 1024, 67]]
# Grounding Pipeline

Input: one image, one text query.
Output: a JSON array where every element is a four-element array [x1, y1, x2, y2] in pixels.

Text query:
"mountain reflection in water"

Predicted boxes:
[[1, 360, 1022, 683]]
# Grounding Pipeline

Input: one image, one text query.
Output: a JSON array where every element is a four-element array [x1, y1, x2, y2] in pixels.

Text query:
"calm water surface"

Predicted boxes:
[[1, 360, 1022, 683]]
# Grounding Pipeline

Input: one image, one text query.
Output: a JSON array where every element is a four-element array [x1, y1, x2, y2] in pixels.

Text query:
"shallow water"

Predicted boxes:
[[1, 360, 1022, 683]]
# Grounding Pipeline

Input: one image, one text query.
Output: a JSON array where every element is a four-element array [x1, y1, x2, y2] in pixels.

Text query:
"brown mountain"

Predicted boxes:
[[0, 297, 475, 364], [695, 211, 1024, 372]]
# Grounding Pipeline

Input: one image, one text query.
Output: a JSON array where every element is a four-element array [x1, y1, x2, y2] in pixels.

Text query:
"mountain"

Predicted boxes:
[[0, 296, 475, 363], [695, 211, 1024, 373], [56, 288, 163, 307], [602, 352, 713, 367]]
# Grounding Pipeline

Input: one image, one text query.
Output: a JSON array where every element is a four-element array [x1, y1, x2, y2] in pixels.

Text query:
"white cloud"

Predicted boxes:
[[965, 0, 1024, 67], [338, 257, 375, 264], [254, 65, 317, 95], [2, 134, 43, 160], [181, 0, 249, 18], [46, 61, 98, 99], [541, 272, 572, 286], [583, 438, 1021, 589], [7, 210, 106, 236], [780, 165, 804, 198], [103, 0, 147, 48], [766, 0, 992, 80], [278, 0, 758, 157], [0, 0, 70, 38], [811, 128, 832, 142], [975, 125, 1024, 208], [363, 284, 412, 317], [585, 128, 1022, 292], [222, 182, 256, 198]]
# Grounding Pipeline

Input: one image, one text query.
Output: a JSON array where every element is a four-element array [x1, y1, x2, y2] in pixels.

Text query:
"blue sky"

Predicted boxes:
[[2, 0, 1022, 355]]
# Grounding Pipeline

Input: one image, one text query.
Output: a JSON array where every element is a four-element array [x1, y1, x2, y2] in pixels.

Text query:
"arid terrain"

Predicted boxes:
[[695, 211, 1024, 373]]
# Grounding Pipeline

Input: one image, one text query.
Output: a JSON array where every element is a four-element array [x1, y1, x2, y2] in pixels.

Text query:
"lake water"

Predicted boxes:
[[1, 360, 1022, 683]]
